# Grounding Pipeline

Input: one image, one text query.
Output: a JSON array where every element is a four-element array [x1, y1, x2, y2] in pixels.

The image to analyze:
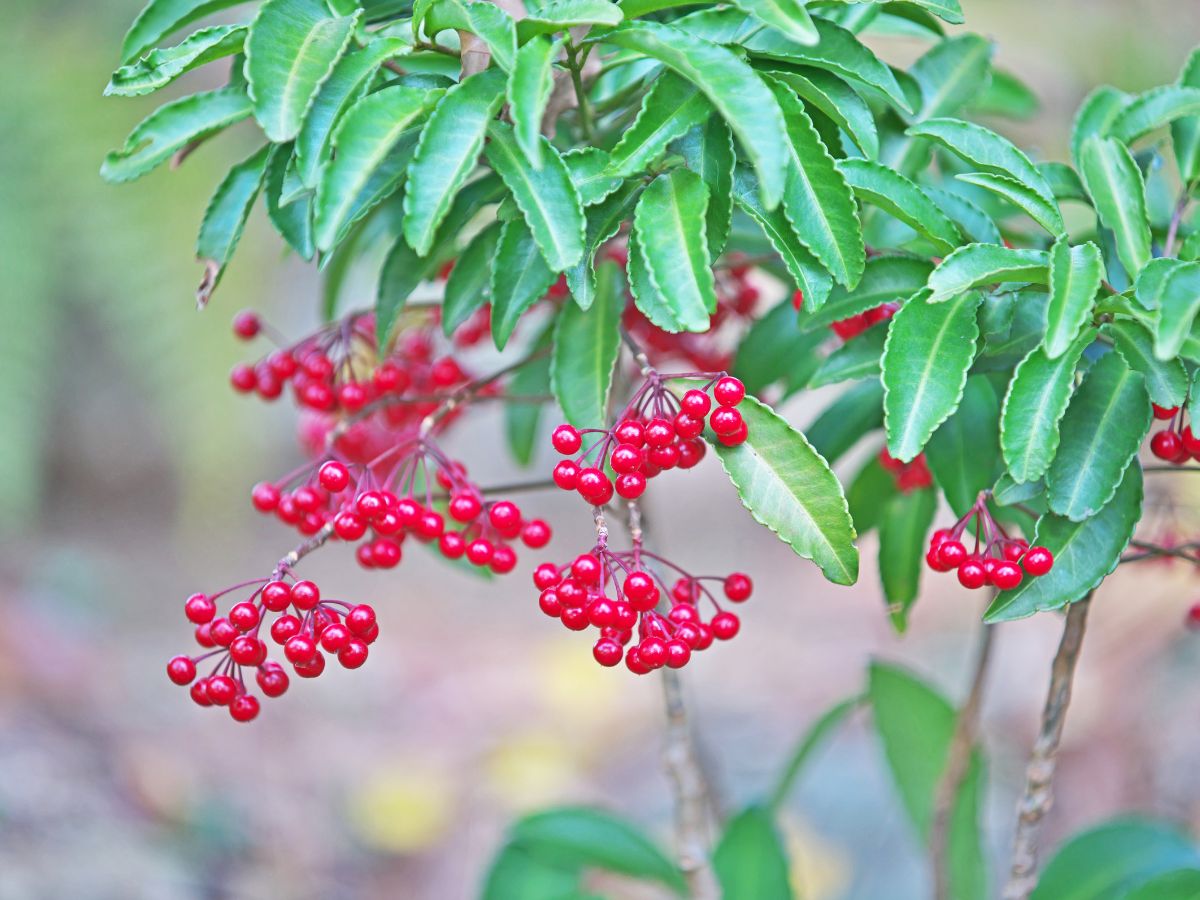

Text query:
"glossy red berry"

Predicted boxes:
[[251, 482, 281, 512], [290, 580, 320, 610], [210, 618, 238, 647], [572, 553, 602, 584], [466, 538, 495, 566], [936, 540, 967, 569], [319, 623, 351, 653], [709, 407, 742, 436], [615, 419, 645, 446], [206, 674, 238, 706], [184, 593, 216, 624], [644, 418, 675, 448], [615, 472, 646, 499], [1151, 430, 1185, 461], [229, 601, 260, 631], [230, 363, 257, 393], [294, 653, 326, 678], [438, 531, 466, 559], [553, 460, 580, 490], [257, 665, 289, 697], [521, 519, 551, 548], [610, 444, 642, 474], [711, 612, 740, 640], [490, 544, 518, 574], [593, 638, 623, 667], [232, 310, 261, 339], [639, 637, 667, 668], [488, 501, 522, 533], [230, 635, 266, 666], [271, 615, 301, 644], [957, 559, 987, 589], [552, 424, 582, 454], [339, 640, 369, 668], [1022, 546, 1054, 576], [347, 604, 376, 635], [724, 573, 752, 602], [318, 460, 351, 492], [284, 634, 318, 665], [681, 389, 711, 417], [167, 655, 197, 685], [1153, 404, 1179, 420], [664, 640, 691, 669], [229, 694, 260, 722], [539, 589, 563, 617], [449, 493, 482, 522], [991, 561, 1023, 590], [713, 376, 745, 407]]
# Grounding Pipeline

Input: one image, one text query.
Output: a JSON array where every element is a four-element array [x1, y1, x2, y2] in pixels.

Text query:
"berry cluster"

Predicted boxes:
[[550, 374, 747, 505], [252, 445, 551, 573], [791, 291, 900, 341], [1149, 403, 1199, 465], [168, 576, 378, 722], [879, 448, 933, 492], [534, 539, 751, 673], [925, 494, 1054, 590]]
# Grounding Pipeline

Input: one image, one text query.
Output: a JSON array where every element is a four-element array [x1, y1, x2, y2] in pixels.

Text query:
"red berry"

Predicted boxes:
[[449, 493, 482, 522], [625, 648, 651, 675], [648, 444, 680, 469], [677, 440, 705, 469], [294, 653, 326, 678], [229, 601, 260, 631], [290, 580, 320, 610], [190, 679, 212, 706], [230, 635, 266, 666], [1153, 404, 1179, 420], [1151, 430, 1185, 461], [488, 501, 522, 533], [466, 538, 494, 566], [355, 490, 386, 520], [534, 563, 561, 590], [673, 413, 704, 439], [588, 597, 617, 628], [957, 559, 987, 589], [206, 675, 238, 706], [724, 573, 752, 602], [318, 460, 350, 492], [490, 544, 518, 574], [229, 694, 260, 722], [319, 623, 351, 653], [610, 443, 643, 474], [251, 482, 281, 512], [936, 540, 967, 569], [711, 612, 740, 640], [645, 418, 675, 448], [271, 615, 301, 644], [561, 607, 590, 631], [553, 460, 580, 490], [639, 637, 667, 668], [184, 593, 216, 624], [593, 638, 623, 667], [576, 468, 613, 504], [572, 554, 602, 584], [991, 561, 1023, 590], [347, 605, 377, 635], [210, 618, 238, 647], [261, 580, 291, 612], [284, 635, 318, 664], [334, 511, 367, 541], [615, 472, 646, 499], [713, 376, 745, 407], [232, 310, 261, 339], [680, 390, 711, 417], [709, 407, 743, 436], [664, 639, 691, 669], [230, 363, 257, 393], [1022, 546, 1054, 576], [257, 665, 289, 697], [339, 640, 369, 668], [521, 519, 551, 548], [615, 420, 645, 447], [1186, 603, 1200, 631], [167, 655, 197, 685], [552, 424, 582, 455], [717, 420, 749, 446], [438, 531, 466, 559], [539, 589, 563, 617]]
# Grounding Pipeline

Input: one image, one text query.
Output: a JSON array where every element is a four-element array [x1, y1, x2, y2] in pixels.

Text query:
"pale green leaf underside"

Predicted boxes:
[[106, 24, 247, 97]]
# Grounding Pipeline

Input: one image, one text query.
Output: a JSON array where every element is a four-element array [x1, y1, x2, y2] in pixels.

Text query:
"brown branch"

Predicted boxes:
[[1002, 594, 1094, 900], [931, 618, 996, 900], [273, 521, 336, 578]]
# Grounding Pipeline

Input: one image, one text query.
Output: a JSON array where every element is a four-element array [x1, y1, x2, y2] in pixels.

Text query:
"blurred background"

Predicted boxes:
[[2, 1, 1200, 897]]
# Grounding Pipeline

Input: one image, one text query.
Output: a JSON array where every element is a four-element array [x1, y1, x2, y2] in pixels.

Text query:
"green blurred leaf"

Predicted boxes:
[[837, 158, 959, 254], [1152, 262, 1200, 360], [798, 256, 931, 330], [712, 807, 793, 900], [120, 0, 247, 62], [733, 299, 827, 398], [810, 322, 886, 387], [1108, 85, 1200, 145], [1172, 50, 1200, 185], [968, 68, 1038, 120], [506, 346, 553, 468], [552, 260, 623, 428], [517, 0, 624, 40], [1071, 86, 1131, 170], [1123, 868, 1200, 900], [443, 221, 502, 336], [879, 486, 936, 629], [480, 844, 580, 900], [768, 694, 863, 812], [847, 454, 896, 535], [804, 379, 885, 464], [107, 24, 246, 97]]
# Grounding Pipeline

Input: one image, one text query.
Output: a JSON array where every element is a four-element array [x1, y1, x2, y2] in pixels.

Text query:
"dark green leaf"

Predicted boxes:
[[1105, 321, 1189, 408], [443, 221, 503, 336], [480, 844, 579, 900], [837, 158, 960, 254], [810, 322, 887, 387], [562, 148, 624, 207], [552, 260, 623, 428], [731, 0, 816, 44], [712, 807, 792, 900], [491, 219, 558, 349], [508, 36, 560, 167], [1044, 237, 1102, 358], [606, 73, 712, 179], [847, 454, 897, 535], [954, 171, 1064, 235], [517, 0, 624, 40], [1172, 50, 1200, 185], [733, 299, 827, 397], [506, 342, 553, 468], [566, 182, 640, 310], [804, 380, 885, 465], [677, 117, 735, 259], [798, 255, 932, 330], [1000, 337, 1088, 485], [1152, 261, 1200, 360], [376, 234, 427, 348], [926, 186, 1002, 245], [426, 0, 517, 71], [1124, 868, 1200, 900], [926, 376, 1000, 515], [765, 68, 878, 158], [879, 486, 936, 629], [264, 143, 315, 260]]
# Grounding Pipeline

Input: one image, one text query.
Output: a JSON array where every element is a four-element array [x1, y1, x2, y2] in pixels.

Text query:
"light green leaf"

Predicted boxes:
[[562, 148, 624, 207], [1172, 50, 1200, 185], [768, 695, 864, 812], [627, 229, 683, 332], [1079, 136, 1152, 278], [712, 807, 792, 900], [632, 169, 715, 332], [968, 68, 1038, 120], [508, 36, 560, 168], [566, 182, 640, 310], [847, 455, 897, 535], [264, 144, 315, 260], [606, 73, 712, 179], [1108, 85, 1200, 145], [245, 0, 359, 142], [552, 260, 623, 428], [403, 68, 507, 256], [517, 0, 624, 41], [479, 845, 578, 900], [677, 116, 735, 258], [426, 0, 518, 72], [926, 376, 1000, 516], [1000, 337, 1088, 485], [731, 0, 816, 45], [100, 87, 253, 183], [1152, 261, 1200, 360], [712, 395, 859, 584], [926, 186, 1002, 245], [810, 322, 886, 387], [769, 79, 865, 288], [837, 158, 960, 254], [1105, 321, 1189, 408], [314, 85, 435, 252], [879, 486, 936, 629], [1038, 162, 1089, 205], [910, 33, 991, 119], [485, 122, 585, 270], [1044, 237, 1102, 358], [765, 68, 878, 158], [882, 289, 982, 461], [1124, 868, 1200, 900], [803, 379, 884, 465], [491, 219, 558, 350], [1046, 351, 1150, 521], [732, 302, 825, 400], [927, 244, 1050, 303], [195, 144, 270, 305], [798, 255, 931, 330], [294, 37, 412, 190], [1070, 85, 1131, 170], [954, 171, 1064, 235], [443, 221, 503, 336], [602, 21, 789, 209], [731, 167, 833, 311], [120, 0, 247, 63], [106, 24, 246, 97]]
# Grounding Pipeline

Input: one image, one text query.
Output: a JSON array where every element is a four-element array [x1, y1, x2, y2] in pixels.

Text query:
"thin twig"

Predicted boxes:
[[931, 618, 997, 900], [1002, 594, 1094, 900], [1165, 193, 1190, 258], [273, 522, 336, 579]]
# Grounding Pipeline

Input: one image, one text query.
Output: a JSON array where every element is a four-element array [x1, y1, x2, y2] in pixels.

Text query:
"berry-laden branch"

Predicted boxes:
[[1002, 594, 1094, 900], [930, 615, 996, 900]]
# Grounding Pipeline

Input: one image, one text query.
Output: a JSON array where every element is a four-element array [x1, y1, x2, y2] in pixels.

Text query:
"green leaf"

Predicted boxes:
[[442, 221, 502, 336], [1044, 237, 1103, 358], [506, 352, 553, 468], [765, 68, 878, 159], [627, 229, 682, 332], [734, 300, 826, 398], [404, 68, 507, 256], [1079, 136, 1152, 278], [810, 322, 886, 387], [882, 289, 983, 461], [552, 260, 623, 428], [731, 167, 833, 311], [491, 219, 558, 349], [107, 24, 246, 97], [730, 0, 816, 45], [677, 116, 735, 259], [837, 158, 960, 254], [195, 144, 270, 305], [606, 73, 712, 179], [566, 182, 640, 310], [1124, 868, 1200, 900], [926, 186, 1002, 245], [480, 845, 579, 900], [713, 395, 859, 584], [264, 144, 315, 260], [376, 234, 429, 348], [768, 79, 865, 288], [1108, 85, 1200, 145], [295, 37, 411, 190], [953, 171, 1064, 235], [879, 486, 936, 629], [120, 0, 246, 63], [798, 256, 932, 330], [517, 0, 624, 41], [314, 85, 435, 252], [927, 244, 1050, 303], [1000, 337, 1088, 485], [712, 807, 792, 900], [1039, 162, 1089, 205], [908, 118, 1060, 225], [632, 169, 715, 332], [563, 149, 624, 207], [910, 33, 991, 119], [508, 36, 559, 168], [509, 807, 687, 895], [868, 662, 988, 899], [1030, 818, 1200, 900], [978, 289, 1051, 370], [768, 695, 863, 812], [968, 68, 1038, 120], [1105, 321, 1189, 408], [426, 0, 518, 72], [485, 122, 585, 270], [1135, 258, 1184, 311], [1152, 261, 1200, 360], [100, 87, 253, 183], [245, 0, 359, 142], [926, 376, 1000, 516], [847, 455, 897, 535], [804, 379, 884, 465], [1045, 351, 1150, 521], [745, 18, 912, 114], [1172, 50, 1200, 185], [602, 21, 790, 209], [1070, 85, 1131, 170]]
